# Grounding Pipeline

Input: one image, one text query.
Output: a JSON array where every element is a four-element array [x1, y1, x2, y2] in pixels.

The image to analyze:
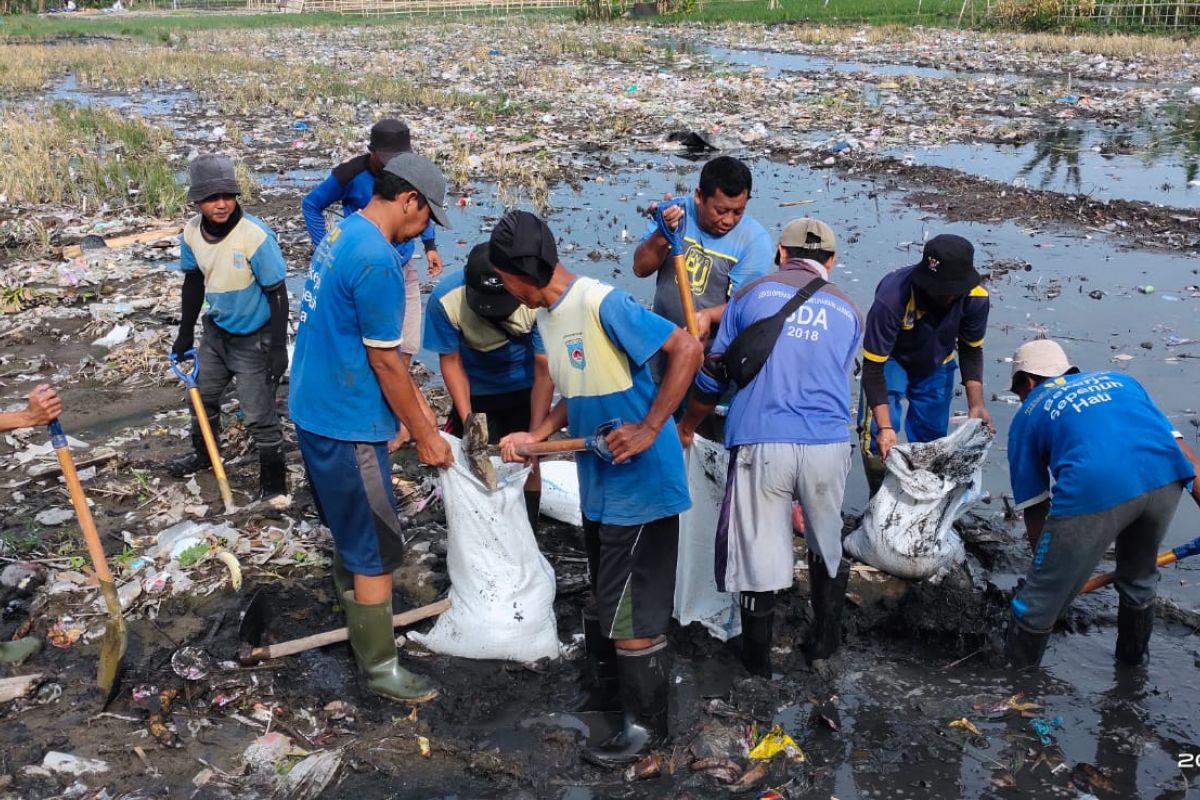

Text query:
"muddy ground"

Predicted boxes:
[[2, 15, 1200, 800]]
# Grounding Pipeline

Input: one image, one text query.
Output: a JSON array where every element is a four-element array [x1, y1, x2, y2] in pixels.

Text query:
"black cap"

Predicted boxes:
[[465, 243, 520, 320], [368, 119, 412, 162], [911, 234, 981, 296], [489, 210, 558, 287]]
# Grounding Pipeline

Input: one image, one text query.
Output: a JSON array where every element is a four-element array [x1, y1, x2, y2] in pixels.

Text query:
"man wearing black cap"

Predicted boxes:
[[424, 243, 552, 529], [859, 234, 993, 494], [301, 119, 444, 375], [492, 210, 703, 769], [168, 153, 290, 502], [290, 152, 454, 705]]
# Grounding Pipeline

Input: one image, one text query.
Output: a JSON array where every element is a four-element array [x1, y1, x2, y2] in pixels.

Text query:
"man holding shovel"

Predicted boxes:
[[289, 153, 453, 704], [493, 211, 702, 767], [167, 154, 290, 502], [424, 243, 552, 529], [0, 385, 61, 432]]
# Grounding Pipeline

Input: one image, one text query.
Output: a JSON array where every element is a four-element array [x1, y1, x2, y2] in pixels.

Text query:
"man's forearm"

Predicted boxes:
[[530, 400, 568, 441], [964, 380, 986, 410], [0, 410, 34, 433], [871, 404, 893, 430], [679, 393, 715, 436], [530, 358, 553, 430], [369, 347, 439, 440], [1022, 499, 1049, 552], [644, 332, 702, 433], [633, 233, 670, 278], [439, 353, 473, 421]]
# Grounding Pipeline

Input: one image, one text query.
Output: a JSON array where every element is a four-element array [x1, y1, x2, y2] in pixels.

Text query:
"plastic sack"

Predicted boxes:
[[673, 435, 741, 641], [409, 435, 560, 663], [539, 460, 582, 528], [844, 420, 992, 580]]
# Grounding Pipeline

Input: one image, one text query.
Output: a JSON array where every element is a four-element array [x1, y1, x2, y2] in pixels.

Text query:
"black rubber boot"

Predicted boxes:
[[572, 608, 620, 713], [739, 591, 775, 678], [1115, 600, 1154, 666], [342, 590, 439, 704], [167, 447, 212, 478], [862, 448, 887, 498], [581, 639, 670, 768], [258, 447, 288, 501], [524, 490, 542, 533], [804, 551, 850, 663], [1004, 619, 1051, 668]]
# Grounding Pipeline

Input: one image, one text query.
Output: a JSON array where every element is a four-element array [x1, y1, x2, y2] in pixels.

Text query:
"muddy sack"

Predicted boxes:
[[539, 460, 582, 528], [674, 435, 741, 641], [844, 420, 993, 581], [409, 435, 561, 663]]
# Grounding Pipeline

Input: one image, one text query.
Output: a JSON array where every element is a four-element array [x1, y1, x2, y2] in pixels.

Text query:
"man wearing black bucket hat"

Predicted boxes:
[[424, 243, 552, 529], [859, 234, 993, 494]]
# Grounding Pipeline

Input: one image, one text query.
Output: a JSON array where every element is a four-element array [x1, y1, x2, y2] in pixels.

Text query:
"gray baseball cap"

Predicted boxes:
[[187, 153, 241, 203], [382, 152, 451, 229]]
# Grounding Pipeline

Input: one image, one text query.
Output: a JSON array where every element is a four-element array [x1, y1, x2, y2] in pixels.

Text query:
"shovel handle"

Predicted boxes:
[[49, 421, 112, 585], [1080, 546, 1190, 594], [187, 387, 234, 512], [672, 253, 700, 338], [517, 438, 588, 457], [247, 599, 450, 663]]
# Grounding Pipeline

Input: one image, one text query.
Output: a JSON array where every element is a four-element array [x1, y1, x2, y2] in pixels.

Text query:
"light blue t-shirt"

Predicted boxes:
[[180, 213, 286, 335], [424, 270, 544, 397], [289, 213, 407, 443], [536, 277, 691, 526], [640, 195, 774, 329], [1008, 371, 1193, 517], [695, 261, 863, 447]]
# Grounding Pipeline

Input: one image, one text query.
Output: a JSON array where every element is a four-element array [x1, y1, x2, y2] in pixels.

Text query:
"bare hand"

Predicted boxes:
[[676, 422, 694, 449], [426, 249, 444, 278], [414, 432, 453, 468], [387, 425, 411, 453], [968, 403, 994, 433], [27, 385, 61, 426], [876, 427, 897, 461], [647, 199, 683, 233], [499, 431, 536, 463], [694, 308, 716, 345], [606, 422, 657, 465]]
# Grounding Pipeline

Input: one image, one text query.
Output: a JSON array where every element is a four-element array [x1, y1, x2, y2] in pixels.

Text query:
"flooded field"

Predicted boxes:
[[0, 16, 1198, 800]]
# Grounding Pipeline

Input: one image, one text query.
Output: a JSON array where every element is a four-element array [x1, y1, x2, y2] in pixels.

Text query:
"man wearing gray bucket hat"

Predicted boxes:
[[168, 153, 290, 502]]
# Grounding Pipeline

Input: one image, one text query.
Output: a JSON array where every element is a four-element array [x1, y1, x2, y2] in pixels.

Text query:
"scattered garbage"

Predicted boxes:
[[1030, 715, 1065, 745], [845, 420, 992, 580], [748, 725, 805, 762], [40, 751, 111, 777], [34, 507, 75, 526], [539, 460, 582, 527]]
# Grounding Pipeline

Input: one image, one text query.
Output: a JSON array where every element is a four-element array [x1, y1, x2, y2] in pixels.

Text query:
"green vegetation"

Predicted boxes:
[[657, 0, 971, 25]]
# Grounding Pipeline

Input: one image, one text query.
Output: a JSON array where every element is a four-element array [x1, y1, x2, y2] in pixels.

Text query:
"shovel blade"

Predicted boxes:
[[97, 579, 126, 698], [463, 412, 498, 490], [238, 589, 271, 649]]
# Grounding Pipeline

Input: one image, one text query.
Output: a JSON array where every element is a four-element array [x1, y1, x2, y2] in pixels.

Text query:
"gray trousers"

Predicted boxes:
[[1011, 480, 1185, 632], [192, 316, 283, 453]]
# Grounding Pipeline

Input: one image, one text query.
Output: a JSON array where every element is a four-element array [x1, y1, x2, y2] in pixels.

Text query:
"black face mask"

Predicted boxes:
[[200, 202, 243, 240]]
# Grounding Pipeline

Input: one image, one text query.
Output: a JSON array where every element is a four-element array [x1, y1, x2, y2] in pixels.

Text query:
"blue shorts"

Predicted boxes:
[[296, 426, 405, 576]]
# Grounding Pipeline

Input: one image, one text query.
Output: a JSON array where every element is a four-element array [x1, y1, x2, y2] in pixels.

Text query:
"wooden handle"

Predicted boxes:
[[253, 598, 450, 661], [54, 445, 113, 584], [188, 388, 234, 511], [1080, 551, 1179, 594], [672, 253, 700, 338], [517, 438, 587, 457]]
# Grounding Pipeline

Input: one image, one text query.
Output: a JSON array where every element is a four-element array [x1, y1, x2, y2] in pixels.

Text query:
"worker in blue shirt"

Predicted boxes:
[[1004, 339, 1200, 668], [859, 234, 992, 495], [301, 119, 443, 376], [494, 211, 702, 769], [679, 218, 863, 678]]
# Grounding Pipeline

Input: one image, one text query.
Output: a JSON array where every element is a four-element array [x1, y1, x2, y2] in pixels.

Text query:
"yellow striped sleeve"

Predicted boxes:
[[863, 350, 890, 363], [969, 285, 989, 297], [960, 337, 985, 348]]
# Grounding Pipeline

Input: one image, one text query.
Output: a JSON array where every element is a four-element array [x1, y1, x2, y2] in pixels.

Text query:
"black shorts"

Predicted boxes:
[[583, 515, 680, 640], [444, 389, 533, 443]]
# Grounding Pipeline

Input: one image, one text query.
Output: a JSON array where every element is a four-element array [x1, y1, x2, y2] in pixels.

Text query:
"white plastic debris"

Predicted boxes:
[[673, 435, 740, 641], [844, 420, 993, 580], [35, 508, 74, 526], [539, 460, 581, 527], [410, 435, 560, 663], [91, 323, 131, 348], [41, 751, 110, 776], [277, 749, 344, 800]]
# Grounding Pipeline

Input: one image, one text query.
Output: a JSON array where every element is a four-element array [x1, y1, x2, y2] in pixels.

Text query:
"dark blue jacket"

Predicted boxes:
[[301, 154, 435, 266]]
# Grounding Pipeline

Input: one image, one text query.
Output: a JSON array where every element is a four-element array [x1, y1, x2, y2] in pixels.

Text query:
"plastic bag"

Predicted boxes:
[[844, 420, 992, 580], [539, 460, 582, 528], [673, 435, 741, 641], [409, 435, 560, 663]]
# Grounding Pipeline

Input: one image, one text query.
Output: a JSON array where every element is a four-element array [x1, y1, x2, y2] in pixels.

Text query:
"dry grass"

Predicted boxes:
[[1008, 30, 1198, 57]]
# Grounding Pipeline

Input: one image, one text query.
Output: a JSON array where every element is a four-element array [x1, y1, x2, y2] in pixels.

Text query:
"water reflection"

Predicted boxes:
[[1020, 127, 1084, 191]]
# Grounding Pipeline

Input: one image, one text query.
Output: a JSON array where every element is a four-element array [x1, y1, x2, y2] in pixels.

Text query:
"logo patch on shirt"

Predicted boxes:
[[683, 245, 714, 296], [232, 250, 247, 270], [565, 336, 586, 369]]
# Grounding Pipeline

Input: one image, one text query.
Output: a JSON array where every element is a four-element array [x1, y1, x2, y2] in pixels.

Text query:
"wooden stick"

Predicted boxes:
[[672, 252, 700, 338], [517, 438, 588, 457], [0, 673, 44, 704], [62, 227, 182, 259], [242, 599, 449, 664], [187, 388, 234, 513]]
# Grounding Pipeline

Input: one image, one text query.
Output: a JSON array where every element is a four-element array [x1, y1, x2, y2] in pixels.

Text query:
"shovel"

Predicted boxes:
[[237, 590, 449, 666], [653, 199, 700, 338], [1080, 534, 1200, 594], [462, 414, 620, 488], [49, 420, 125, 698], [169, 349, 235, 513]]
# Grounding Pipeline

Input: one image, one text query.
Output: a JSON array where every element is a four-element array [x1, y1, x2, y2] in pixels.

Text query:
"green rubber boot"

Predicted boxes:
[[342, 590, 439, 704], [331, 551, 353, 600]]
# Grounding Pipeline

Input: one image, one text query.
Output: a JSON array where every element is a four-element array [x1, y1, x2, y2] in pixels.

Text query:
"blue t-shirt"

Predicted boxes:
[[695, 260, 863, 447], [537, 277, 690, 526], [180, 213, 287, 335], [640, 195, 774, 328], [301, 155, 435, 267], [1008, 371, 1193, 517], [424, 270, 544, 396], [862, 264, 989, 380], [289, 213, 408, 443]]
